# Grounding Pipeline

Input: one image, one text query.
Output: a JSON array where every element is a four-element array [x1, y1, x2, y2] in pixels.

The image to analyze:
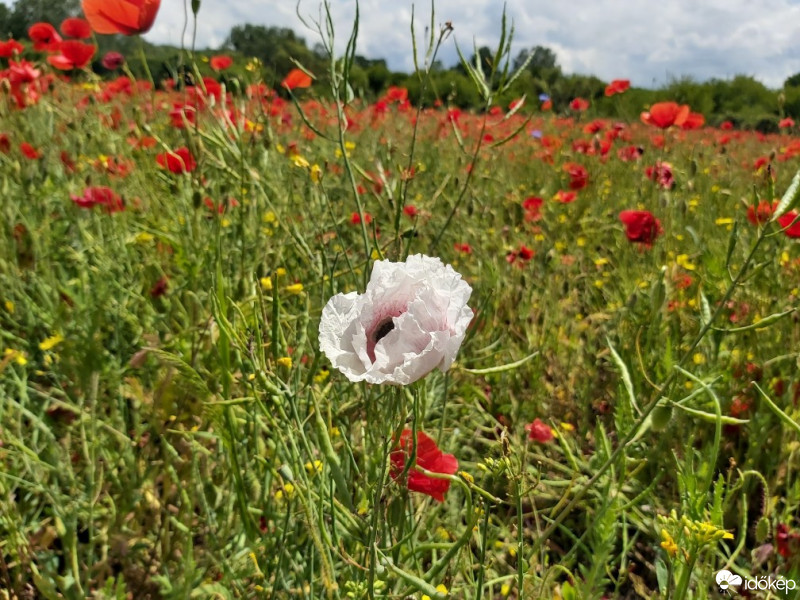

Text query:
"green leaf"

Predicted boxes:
[[146, 348, 211, 401], [561, 580, 577, 600], [655, 557, 669, 594], [607, 338, 641, 415]]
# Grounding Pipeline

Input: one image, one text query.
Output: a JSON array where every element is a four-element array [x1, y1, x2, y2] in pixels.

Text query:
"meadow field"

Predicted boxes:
[[3, 5, 800, 600]]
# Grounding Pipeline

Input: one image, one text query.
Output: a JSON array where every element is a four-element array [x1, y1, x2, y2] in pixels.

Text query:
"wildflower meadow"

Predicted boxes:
[[3, 1, 800, 598]]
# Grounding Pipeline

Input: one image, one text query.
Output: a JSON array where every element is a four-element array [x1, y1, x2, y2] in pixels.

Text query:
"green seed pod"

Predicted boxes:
[[651, 402, 673, 432], [755, 517, 770, 544]]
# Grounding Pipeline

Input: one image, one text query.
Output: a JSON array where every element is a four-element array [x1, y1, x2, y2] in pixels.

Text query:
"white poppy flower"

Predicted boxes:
[[319, 254, 474, 385]]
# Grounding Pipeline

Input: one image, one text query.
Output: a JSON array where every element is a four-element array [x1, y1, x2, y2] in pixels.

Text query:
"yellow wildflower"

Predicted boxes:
[[660, 529, 678, 557], [284, 283, 304, 295], [39, 334, 64, 352], [676, 254, 696, 271], [275, 482, 295, 500], [291, 154, 310, 168], [304, 460, 323, 475], [3, 348, 27, 366], [134, 232, 154, 243], [313, 368, 329, 384]]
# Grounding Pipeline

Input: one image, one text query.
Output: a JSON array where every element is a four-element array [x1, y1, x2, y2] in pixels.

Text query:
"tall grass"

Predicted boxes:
[[2, 2, 800, 599]]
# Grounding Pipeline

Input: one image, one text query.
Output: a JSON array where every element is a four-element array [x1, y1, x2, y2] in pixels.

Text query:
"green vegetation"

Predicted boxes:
[[3, 2, 800, 599]]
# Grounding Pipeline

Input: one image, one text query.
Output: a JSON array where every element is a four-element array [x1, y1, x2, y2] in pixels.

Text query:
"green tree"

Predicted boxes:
[[0, 4, 10, 37], [5, 0, 81, 39], [662, 76, 715, 116], [711, 75, 777, 117], [550, 73, 605, 108], [785, 72, 800, 89], [513, 45, 557, 73], [224, 24, 325, 78]]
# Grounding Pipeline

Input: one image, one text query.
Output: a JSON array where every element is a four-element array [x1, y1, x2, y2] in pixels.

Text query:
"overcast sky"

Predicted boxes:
[[8, 0, 800, 88]]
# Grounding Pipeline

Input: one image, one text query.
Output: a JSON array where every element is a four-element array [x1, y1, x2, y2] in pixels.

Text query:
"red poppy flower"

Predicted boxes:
[[554, 190, 577, 204], [156, 146, 196, 174], [454, 242, 472, 254], [776, 523, 800, 558], [518, 245, 534, 260], [150, 276, 168, 297], [779, 117, 795, 129], [583, 119, 605, 134], [0, 133, 10, 154], [7, 60, 41, 87], [619, 210, 663, 246], [403, 205, 418, 218], [645, 161, 675, 189], [101, 51, 125, 70], [70, 186, 125, 212], [383, 85, 408, 104], [169, 103, 197, 128], [604, 79, 630, 96], [563, 162, 589, 190], [778, 211, 800, 238], [47, 40, 96, 70], [390, 430, 458, 502], [747, 200, 776, 225], [506, 245, 534, 264], [28, 22, 62, 51], [209, 55, 233, 71], [640, 102, 690, 128], [82, 0, 162, 35], [522, 196, 543, 221], [350, 212, 372, 225], [570, 97, 589, 111], [20, 142, 41, 159], [617, 145, 643, 162], [720, 120, 734, 130], [281, 68, 312, 90], [60, 150, 76, 173], [681, 112, 705, 130], [525, 418, 554, 443], [60, 17, 92, 39], [0, 39, 25, 58]]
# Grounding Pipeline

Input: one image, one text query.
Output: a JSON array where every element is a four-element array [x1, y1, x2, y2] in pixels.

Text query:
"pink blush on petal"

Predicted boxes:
[[365, 305, 407, 363]]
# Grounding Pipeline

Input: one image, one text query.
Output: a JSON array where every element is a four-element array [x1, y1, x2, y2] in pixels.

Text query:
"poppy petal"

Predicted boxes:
[[282, 68, 312, 90]]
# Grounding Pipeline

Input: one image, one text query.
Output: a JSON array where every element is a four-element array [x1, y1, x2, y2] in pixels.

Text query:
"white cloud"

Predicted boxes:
[[7, 0, 800, 88]]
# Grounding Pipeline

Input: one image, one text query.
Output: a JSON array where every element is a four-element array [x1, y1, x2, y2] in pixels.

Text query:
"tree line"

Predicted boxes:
[[2, 0, 800, 131]]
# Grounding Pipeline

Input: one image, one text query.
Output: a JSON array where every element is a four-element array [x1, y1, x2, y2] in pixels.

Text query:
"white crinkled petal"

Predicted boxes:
[[440, 304, 474, 371], [318, 255, 474, 385], [319, 292, 369, 382]]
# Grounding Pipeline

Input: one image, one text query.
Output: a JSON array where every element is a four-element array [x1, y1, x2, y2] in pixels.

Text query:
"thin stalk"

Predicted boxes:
[[532, 226, 768, 554]]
